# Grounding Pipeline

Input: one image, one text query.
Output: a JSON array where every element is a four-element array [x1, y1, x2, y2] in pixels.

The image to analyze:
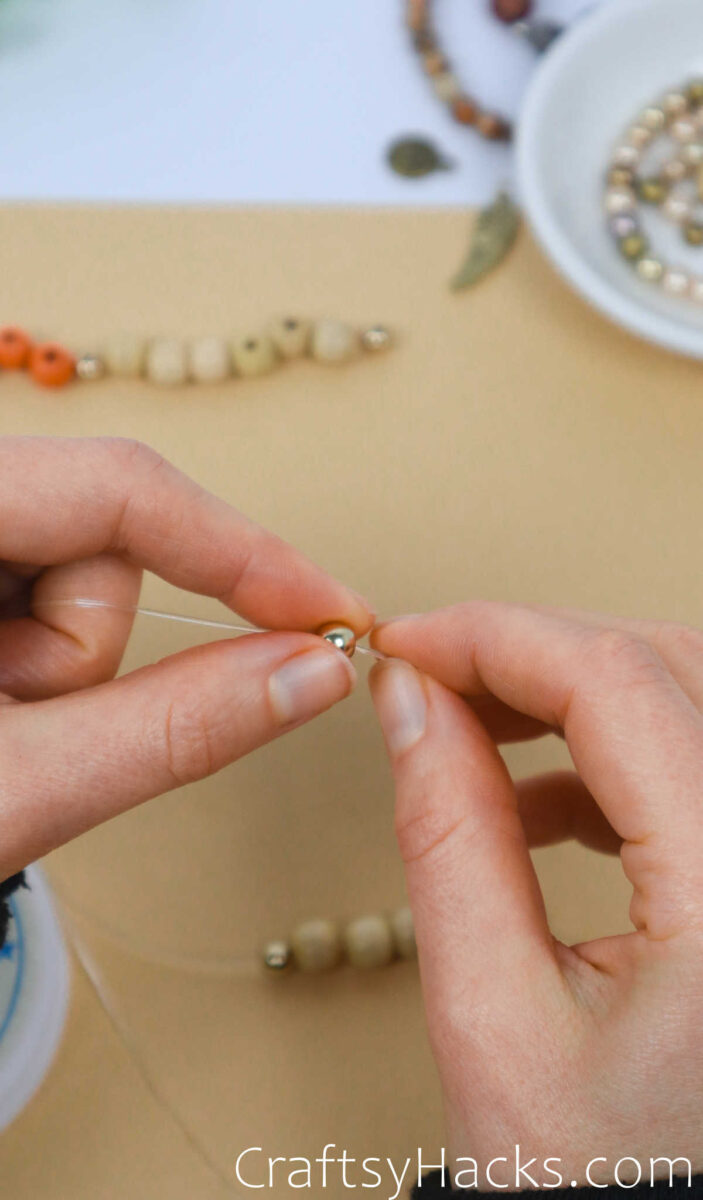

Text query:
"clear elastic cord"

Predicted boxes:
[[26, 594, 395, 1190], [34, 597, 388, 660]]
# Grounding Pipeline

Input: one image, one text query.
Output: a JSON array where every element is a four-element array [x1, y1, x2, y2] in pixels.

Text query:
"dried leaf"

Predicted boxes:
[[450, 192, 520, 290]]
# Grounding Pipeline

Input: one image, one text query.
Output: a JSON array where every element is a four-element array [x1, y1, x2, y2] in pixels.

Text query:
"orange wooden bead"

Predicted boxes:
[[29, 343, 76, 388], [452, 96, 479, 125], [0, 326, 33, 369], [476, 111, 512, 141]]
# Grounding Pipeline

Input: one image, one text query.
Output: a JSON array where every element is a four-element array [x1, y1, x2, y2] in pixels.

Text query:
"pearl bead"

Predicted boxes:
[[662, 157, 688, 183], [604, 187, 635, 215], [682, 141, 703, 165], [636, 256, 664, 283], [317, 623, 356, 658], [267, 316, 311, 360], [145, 338, 188, 386], [663, 194, 692, 223], [343, 915, 394, 969], [361, 325, 393, 353], [262, 940, 292, 972], [641, 105, 666, 131], [390, 906, 417, 960], [76, 353, 106, 381], [311, 319, 360, 365], [433, 71, 462, 103], [627, 124, 652, 149], [291, 918, 342, 972], [672, 118, 697, 143], [663, 268, 690, 296], [231, 333, 277, 377], [612, 144, 640, 168], [188, 336, 231, 383], [609, 213, 639, 240], [104, 333, 146, 377], [663, 91, 688, 116]]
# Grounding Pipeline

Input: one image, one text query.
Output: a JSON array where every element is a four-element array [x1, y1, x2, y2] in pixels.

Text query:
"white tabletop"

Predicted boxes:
[[0, 0, 597, 205]]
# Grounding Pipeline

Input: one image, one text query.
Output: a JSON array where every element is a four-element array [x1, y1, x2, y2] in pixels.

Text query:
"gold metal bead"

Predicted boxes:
[[317, 623, 356, 658], [262, 939, 292, 972], [361, 325, 393, 353], [618, 233, 647, 262], [75, 353, 106, 381], [607, 165, 634, 188], [684, 221, 703, 246], [636, 176, 667, 205], [687, 80, 703, 107]]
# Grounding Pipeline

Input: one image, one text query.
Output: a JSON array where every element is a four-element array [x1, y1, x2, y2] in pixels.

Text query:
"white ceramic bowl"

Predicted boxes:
[[0, 866, 70, 1130], [517, 0, 703, 359]]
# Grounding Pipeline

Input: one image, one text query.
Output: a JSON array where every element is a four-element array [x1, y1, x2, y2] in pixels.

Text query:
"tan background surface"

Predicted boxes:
[[0, 205, 700, 1197]]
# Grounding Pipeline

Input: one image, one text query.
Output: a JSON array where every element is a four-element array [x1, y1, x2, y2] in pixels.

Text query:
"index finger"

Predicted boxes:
[[374, 602, 703, 940], [0, 437, 372, 633]]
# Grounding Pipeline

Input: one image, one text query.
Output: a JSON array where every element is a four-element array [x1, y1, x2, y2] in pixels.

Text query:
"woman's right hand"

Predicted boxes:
[[0, 436, 372, 878]]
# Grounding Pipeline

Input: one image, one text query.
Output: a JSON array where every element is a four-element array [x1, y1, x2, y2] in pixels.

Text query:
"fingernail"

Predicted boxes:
[[269, 648, 356, 726], [371, 661, 427, 757]]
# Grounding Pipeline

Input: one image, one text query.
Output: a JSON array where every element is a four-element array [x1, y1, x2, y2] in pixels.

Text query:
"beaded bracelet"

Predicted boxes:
[[405, 0, 512, 141], [0, 317, 393, 390], [604, 79, 703, 302]]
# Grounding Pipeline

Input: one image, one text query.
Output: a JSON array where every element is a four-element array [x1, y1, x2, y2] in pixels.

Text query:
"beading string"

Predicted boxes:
[[34, 598, 388, 661], [19, 597, 407, 1190]]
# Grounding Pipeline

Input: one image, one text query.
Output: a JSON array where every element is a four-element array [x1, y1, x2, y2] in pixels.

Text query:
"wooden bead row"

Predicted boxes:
[[262, 906, 417, 974], [0, 318, 393, 390], [406, 0, 511, 142]]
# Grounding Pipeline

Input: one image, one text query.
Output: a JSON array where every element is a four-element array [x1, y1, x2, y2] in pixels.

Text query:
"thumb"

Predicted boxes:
[[0, 631, 355, 876], [369, 661, 557, 1020]]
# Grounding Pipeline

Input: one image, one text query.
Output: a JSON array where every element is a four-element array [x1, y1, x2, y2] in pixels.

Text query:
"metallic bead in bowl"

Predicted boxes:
[[76, 353, 106, 381]]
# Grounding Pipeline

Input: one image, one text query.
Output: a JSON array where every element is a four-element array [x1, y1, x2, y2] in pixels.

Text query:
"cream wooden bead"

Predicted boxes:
[[291, 918, 342, 972], [146, 338, 189, 386], [433, 71, 462, 103], [343, 915, 394, 969], [267, 317, 311, 360], [311, 319, 359, 365], [189, 336, 231, 383], [104, 333, 146, 378], [390, 906, 417, 960], [231, 333, 277, 377]]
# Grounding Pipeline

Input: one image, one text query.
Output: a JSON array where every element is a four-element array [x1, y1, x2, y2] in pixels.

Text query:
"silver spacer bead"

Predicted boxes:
[[262, 939, 293, 972], [361, 325, 393, 353], [76, 353, 106, 381], [317, 622, 356, 657]]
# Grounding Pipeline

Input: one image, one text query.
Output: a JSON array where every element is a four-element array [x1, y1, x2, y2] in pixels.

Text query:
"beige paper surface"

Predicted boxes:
[[0, 205, 700, 1197]]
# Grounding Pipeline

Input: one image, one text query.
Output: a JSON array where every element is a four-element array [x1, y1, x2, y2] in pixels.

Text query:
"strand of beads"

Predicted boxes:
[[262, 906, 417, 974], [0, 318, 393, 390], [406, 0, 511, 141], [604, 79, 703, 302]]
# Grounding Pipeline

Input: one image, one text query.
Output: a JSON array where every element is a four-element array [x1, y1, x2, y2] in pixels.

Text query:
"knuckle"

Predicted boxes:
[[655, 621, 703, 661], [394, 803, 467, 867], [156, 695, 217, 788], [582, 626, 663, 685]]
